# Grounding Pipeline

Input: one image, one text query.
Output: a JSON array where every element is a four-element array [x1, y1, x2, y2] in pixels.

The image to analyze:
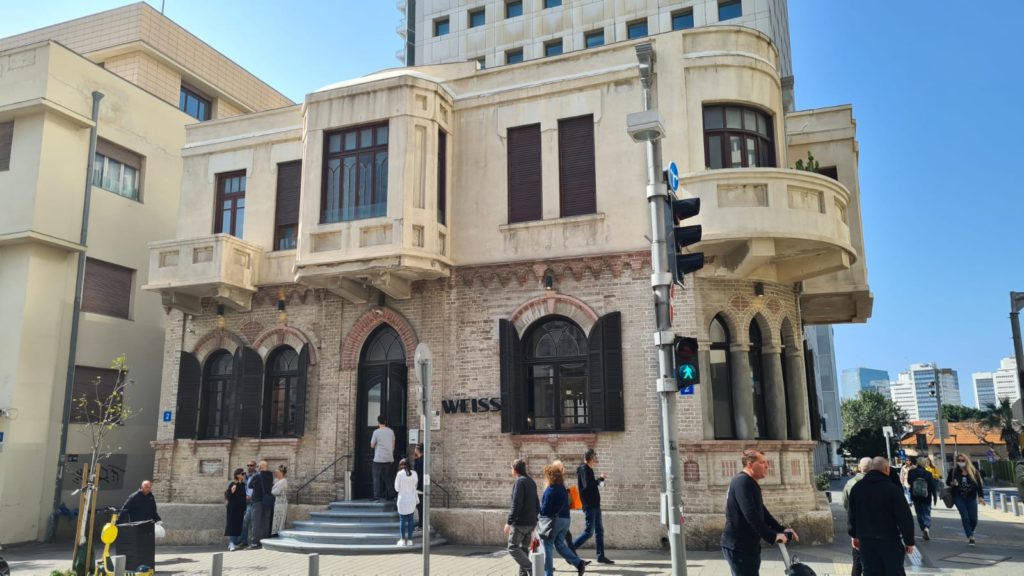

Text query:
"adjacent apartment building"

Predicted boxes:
[[142, 0, 871, 549], [0, 3, 289, 543]]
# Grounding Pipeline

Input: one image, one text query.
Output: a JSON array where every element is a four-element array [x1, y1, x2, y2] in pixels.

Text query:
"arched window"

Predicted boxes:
[[265, 347, 299, 436], [524, 318, 589, 431], [710, 315, 735, 439], [200, 351, 233, 439], [703, 104, 775, 169], [749, 321, 768, 439]]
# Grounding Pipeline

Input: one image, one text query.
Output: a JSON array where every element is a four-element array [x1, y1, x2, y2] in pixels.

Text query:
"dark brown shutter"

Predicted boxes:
[[275, 161, 302, 228], [82, 258, 133, 319], [499, 319, 524, 433], [437, 129, 447, 225], [507, 124, 542, 223], [96, 138, 142, 170], [294, 345, 309, 436], [174, 352, 201, 439], [71, 366, 120, 423], [237, 347, 264, 438], [558, 115, 596, 217], [589, 312, 624, 431], [0, 121, 13, 171]]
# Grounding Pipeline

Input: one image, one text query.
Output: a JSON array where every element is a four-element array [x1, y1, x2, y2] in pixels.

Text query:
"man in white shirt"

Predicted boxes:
[[370, 415, 396, 502]]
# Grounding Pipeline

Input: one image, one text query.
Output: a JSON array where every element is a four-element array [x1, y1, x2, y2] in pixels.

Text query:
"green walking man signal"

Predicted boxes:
[[674, 336, 699, 385]]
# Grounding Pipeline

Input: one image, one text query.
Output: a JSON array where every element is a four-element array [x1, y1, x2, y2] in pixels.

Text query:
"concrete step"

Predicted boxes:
[[293, 520, 400, 533], [277, 530, 433, 545], [260, 535, 448, 555], [309, 510, 400, 521], [327, 500, 396, 511]]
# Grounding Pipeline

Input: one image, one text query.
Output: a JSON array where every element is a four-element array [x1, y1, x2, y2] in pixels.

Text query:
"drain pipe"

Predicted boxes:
[[46, 91, 104, 542]]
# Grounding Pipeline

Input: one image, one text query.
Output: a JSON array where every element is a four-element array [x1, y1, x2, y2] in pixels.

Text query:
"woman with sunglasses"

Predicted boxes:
[[946, 454, 986, 545]]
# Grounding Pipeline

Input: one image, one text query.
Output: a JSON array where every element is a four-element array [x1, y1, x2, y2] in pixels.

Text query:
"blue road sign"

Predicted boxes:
[[163, 410, 173, 422], [679, 384, 695, 396], [898, 449, 906, 459], [0, 431, 4, 443], [666, 161, 680, 192]]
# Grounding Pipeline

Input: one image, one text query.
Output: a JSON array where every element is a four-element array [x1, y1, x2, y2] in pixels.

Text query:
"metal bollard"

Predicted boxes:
[[308, 553, 320, 576], [989, 490, 997, 507], [530, 541, 546, 576], [1012, 495, 1021, 516], [211, 552, 223, 576], [113, 555, 125, 576], [1000, 493, 1008, 513]]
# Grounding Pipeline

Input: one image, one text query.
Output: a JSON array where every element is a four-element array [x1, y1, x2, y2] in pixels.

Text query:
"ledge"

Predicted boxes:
[[499, 212, 605, 233], [510, 432, 598, 449], [681, 440, 818, 453]]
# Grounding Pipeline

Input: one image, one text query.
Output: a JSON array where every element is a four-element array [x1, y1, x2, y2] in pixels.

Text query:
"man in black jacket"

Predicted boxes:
[[120, 480, 161, 523], [572, 449, 614, 564], [504, 459, 539, 576], [249, 460, 275, 548], [848, 457, 915, 576], [721, 449, 799, 576]]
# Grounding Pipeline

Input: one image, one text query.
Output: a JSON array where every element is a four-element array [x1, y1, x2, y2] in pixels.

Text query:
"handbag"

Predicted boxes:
[[536, 516, 554, 540], [568, 485, 583, 510], [940, 486, 954, 508]]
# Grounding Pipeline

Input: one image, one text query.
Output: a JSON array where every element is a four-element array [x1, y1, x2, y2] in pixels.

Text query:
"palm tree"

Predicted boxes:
[[982, 398, 1021, 460]]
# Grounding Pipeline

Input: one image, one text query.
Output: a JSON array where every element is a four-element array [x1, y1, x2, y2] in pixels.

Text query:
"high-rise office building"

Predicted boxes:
[[889, 363, 961, 422], [805, 325, 843, 468], [993, 357, 1021, 405], [840, 366, 890, 399], [972, 371, 996, 409]]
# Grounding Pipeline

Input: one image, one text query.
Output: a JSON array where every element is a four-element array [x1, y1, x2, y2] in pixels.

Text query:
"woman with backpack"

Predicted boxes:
[[907, 457, 936, 540], [946, 454, 986, 545]]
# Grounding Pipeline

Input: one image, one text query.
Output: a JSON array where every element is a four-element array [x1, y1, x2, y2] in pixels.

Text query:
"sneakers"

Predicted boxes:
[[597, 556, 615, 564], [969, 537, 976, 546], [406, 539, 416, 547], [577, 559, 591, 575], [228, 542, 237, 552], [923, 528, 930, 541]]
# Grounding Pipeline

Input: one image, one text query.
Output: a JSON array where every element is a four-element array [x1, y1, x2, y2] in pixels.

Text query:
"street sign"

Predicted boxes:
[[987, 449, 996, 463], [898, 449, 906, 460], [679, 384, 695, 396], [162, 411, 173, 422], [882, 426, 893, 437], [666, 161, 680, 192]]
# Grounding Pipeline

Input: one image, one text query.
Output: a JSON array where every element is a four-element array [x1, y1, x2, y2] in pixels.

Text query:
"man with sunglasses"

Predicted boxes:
[[237, 460, 258, 548]]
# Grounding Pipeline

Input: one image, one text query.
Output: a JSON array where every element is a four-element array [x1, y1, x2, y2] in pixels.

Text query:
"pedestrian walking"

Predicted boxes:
[[270, 465, 289, 536], [842, 457, 871, 576], [249, 461, 274, 548], [539, 461, 588, 576], [238, 460, 257, 548], [946, 453, 985, 545], [907, 457, 935, 540], [119, 480, 162, 524], [721, 449, 799, 576], [847, 457, 915, 576], [504, 458, 539, 576], [224, 468, 247, 551], [413, 444, 424, 528], [394, 458, 419, 546], [571, 449, 614, 565], [370, 415, 396, 502]]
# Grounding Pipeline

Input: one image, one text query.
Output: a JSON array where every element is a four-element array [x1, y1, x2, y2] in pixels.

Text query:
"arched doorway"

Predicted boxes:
[[353, 325, 408, 499]]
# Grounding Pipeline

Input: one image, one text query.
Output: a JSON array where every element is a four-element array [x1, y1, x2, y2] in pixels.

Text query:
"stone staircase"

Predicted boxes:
[[260, 500, 446, 554]]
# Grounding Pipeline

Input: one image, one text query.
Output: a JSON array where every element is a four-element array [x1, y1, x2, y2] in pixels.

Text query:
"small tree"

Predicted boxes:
[[840, 390, 909, 460], [942, 404, 985, 423], [982, 398, 1021, 460]]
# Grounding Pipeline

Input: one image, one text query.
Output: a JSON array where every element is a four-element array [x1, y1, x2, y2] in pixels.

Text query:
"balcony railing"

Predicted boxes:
[[143, 234, 262, 313]]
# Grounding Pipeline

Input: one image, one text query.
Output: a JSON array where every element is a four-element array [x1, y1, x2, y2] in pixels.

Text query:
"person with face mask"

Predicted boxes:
[[946, 454, 986, 545]]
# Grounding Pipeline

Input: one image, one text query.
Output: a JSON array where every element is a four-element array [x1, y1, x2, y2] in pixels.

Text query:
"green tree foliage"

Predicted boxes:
[[839, 390, 909, 459], [982, 398, 1021, 460], [942, 404, 985, 422]]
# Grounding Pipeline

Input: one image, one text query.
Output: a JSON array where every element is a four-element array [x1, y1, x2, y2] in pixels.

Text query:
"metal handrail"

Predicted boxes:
[[295, 454, 351, 505], [430, 479, 452, 508]]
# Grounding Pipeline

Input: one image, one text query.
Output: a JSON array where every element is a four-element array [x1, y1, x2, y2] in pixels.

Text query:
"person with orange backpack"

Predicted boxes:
[[571, 449, 614, 565]]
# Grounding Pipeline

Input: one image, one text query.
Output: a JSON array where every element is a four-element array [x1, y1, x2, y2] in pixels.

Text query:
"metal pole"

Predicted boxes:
[[635, 43, 687, 576], [47, 91, 103, 542], [935, 366, 947, 468], [210, 552, 223, 576], [416, 344, 433, 576], [884, 431, 892, 462], [1009, 293, 1024, 406], [307, 553, 319, 576]]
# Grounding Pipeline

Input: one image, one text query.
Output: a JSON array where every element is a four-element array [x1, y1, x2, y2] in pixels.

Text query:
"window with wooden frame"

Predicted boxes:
[[263, 346, 308, 437], [179, 84, 211, 121], [274, 161, 302, 250], [82, 258, 133, 319], [215, 171, 246, 237], [558, 115, 596, 217], [437, 129, 448, 225], [198, 351, 233, 439], [0, 121, 13, 171], [506, 124, 542, 223], [322, 123, 389, 223], [703, 104, 775, 169], [71, 366, 123, 424], [92, 138, 143, 201]]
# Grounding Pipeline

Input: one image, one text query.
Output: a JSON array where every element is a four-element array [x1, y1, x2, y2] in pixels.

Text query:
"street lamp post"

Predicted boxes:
[[1010, 292, 1024, 411]]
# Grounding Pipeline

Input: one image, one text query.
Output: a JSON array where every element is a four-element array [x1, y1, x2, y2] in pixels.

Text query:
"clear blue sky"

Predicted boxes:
[[4, 1, 1022, 407]]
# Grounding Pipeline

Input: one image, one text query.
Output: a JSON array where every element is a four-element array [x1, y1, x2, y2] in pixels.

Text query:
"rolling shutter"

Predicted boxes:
[[294, 345, 309, 436], [589, 312, 624, 431], [558, 115, 596, 217], [0, 121, 14, 171], [174, 352, 201, 439], [499, 319, 525, 433], [507, 124, 542, 223], [82, 258, 134, 319], [275, 161, 302, 230], [236, 347, 264, 438]]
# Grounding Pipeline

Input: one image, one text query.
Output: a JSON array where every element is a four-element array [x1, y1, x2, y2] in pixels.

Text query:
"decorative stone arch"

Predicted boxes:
[[779, 316, 800, 349], [747, 312, 778, 348], [192, 330, 247, 365], [341, 307, 418, 370], [704, 310, 742, 344], [509, 293, 599, 336], [252, 325, 319, 366]]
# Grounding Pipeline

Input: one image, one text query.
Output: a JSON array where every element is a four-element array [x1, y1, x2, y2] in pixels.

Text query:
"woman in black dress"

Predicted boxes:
[[225, 467, 247, 551]]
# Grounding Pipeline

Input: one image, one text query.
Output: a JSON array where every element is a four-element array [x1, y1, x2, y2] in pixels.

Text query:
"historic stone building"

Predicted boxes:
[[144, 20, 870, 547]]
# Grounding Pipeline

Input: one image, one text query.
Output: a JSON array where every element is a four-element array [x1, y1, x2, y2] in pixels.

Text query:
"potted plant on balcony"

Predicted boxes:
[[793, 151, 820, 172]]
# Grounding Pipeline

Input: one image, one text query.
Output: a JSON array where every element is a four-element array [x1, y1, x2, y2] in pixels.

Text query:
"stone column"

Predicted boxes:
[[762, 346, 788, 440], [784, 348, 811, 440], [730, 344, 755, 440], [699, 347, 715, 440]]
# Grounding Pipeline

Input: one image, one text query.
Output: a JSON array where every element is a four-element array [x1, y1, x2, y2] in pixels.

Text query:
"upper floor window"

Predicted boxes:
[[469, 8, 485, 27], [719, 0, 742, 21], [215, 171, 246, 237], [82, 257, 133, 319], [274, 161, 302, 250], [558, 115, 596, 217], [506, 48, 524, 64], [584, 29, 604, 49], [322, 124, 389, 223], [627, 19, 648, 39], [544, 39, 563, 57], [0, 121, 12, 171], [506, 0, 523, 18], [507, 123, 542, 223], [544, 0, 562, 8], [672, 9, 694, 30], [703, 105, 775, 169], [92, 138, 142, 201], [179, 84, 211, 121], [434, 16, 450, 36]]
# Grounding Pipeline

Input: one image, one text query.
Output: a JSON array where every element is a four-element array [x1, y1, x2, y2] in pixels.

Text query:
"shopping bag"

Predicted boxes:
[[568, 485, 583, 510]]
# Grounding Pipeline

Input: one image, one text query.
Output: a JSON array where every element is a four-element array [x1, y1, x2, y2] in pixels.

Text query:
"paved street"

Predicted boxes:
[[6, 485, 1024, 575]]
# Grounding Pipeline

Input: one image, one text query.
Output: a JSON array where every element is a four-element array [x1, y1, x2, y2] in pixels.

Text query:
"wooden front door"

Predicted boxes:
[[353, 326, 408, 499]]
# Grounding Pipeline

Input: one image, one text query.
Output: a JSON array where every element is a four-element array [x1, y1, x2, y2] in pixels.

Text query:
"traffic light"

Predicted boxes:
[[666, 195, 704, 285], [674, 336, 699, 386]]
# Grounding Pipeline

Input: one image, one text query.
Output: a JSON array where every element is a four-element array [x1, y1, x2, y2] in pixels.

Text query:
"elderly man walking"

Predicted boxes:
[[848, 457, 915, 576], [119, 480, 161, 523], [843, 457, 872, 576], [504, 459, 539, 576]]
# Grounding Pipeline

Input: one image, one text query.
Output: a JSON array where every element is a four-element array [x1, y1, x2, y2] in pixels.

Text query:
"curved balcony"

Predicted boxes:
[[681, 168, 856, 283], [143, 234, 262, 314]]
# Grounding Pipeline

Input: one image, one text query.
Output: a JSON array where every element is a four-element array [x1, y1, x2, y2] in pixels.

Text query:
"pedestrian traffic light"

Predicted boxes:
[[674, 336, 699, 386], [666, 195, 704, 285]]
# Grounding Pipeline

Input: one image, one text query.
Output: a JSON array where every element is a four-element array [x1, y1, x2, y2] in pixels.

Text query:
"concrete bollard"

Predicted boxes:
[[1012, 495, 1021, 516], [113, 555, 125, 576], [308, 553, 320, 576], [530, 542, 546, 576], [989, 490, 997, 507], [999, 493, 1007, 513], [211, 552, 223, 576]]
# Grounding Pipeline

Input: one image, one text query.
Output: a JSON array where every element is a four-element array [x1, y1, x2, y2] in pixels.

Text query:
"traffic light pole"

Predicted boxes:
[[934, 366, 947, 467], [634, 43, 688, 576]]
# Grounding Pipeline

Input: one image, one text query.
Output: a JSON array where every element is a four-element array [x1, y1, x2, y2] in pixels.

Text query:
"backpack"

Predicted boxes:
[[911, 476, 929, 499]]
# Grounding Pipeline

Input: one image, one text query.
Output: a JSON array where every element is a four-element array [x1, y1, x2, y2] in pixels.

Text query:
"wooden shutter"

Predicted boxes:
[[236, 347, 264, 438], [294, 345, 309, 436], [499, 319, 525, 433], [82, 258, 133, 319], [558, 115, 596, 217], [507, 124, 542, 223], [0, 121, 13, 171], [275, 161, 302, 229], [437, 129, 448, 225], [589, 312, 624, 431], [174, 352, 201, 439]]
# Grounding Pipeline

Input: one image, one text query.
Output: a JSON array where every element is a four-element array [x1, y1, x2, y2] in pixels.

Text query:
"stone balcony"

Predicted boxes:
[[143, 234, 262, 314], [683, 168, 856, 284]]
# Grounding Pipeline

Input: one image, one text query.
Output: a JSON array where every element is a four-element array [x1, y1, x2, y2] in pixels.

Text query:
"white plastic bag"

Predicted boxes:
[[154, 521, 166, 540]]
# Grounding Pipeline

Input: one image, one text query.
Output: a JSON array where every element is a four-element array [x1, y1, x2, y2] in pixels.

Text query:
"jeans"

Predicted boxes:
[[721, 547, 761, 576], [953, 493, 979, 537], [240, 503, 254, 545], [372, 461, 392, 500], [544, 517, 582, 576], [399, 513, 415, 541], [572, 506, 605, 558], [851, 546, 862, 576], [251, 502, 265, 545], [912, 499, 931, 530], [859, 538, 906, 576], [507, 524, 535, 574]]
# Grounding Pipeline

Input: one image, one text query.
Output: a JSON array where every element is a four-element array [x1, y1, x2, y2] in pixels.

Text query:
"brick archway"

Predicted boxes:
[[192, 329, 247, 365], [341, 307, 418, 370], [252, 325, 319, 366], [509, 292, 599, 336]]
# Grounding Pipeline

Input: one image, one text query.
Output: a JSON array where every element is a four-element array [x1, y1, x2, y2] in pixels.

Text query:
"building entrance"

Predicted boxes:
[[353, 325, 408, 499]]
